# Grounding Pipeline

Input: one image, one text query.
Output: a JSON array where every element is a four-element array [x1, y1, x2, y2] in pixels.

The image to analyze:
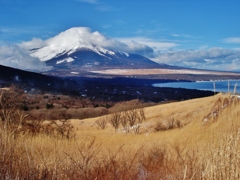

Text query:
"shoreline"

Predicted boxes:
[[152, 79, 240, 94]]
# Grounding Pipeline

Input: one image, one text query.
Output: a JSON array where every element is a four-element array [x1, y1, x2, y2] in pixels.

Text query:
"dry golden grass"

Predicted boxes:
[[71, 93, 226, 142], [1, 92, 240, 179], [70, 93, 240, 179]]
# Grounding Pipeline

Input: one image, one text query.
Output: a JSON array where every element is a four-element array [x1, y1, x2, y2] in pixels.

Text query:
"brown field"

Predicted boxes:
[[1, 88, 240, 179]]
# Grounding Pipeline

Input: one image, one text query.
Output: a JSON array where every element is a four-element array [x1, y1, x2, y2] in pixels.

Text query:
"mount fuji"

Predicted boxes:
[[26, 27, 169, 70]]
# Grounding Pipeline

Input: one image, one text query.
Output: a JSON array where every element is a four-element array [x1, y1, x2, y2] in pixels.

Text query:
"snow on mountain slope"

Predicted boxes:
[[24, 27, 165, 69], [30, 27, 117, 62]]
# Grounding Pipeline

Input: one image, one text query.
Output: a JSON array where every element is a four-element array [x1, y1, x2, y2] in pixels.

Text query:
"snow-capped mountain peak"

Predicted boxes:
[[23, 27, 161, 69], [30, 27, 116, 61]]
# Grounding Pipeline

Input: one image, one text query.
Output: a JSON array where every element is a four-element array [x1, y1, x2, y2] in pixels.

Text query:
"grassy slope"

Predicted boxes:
[[69, 93, 240, 178], [1, 93, 240, 179], [72, 93, 236, 146]]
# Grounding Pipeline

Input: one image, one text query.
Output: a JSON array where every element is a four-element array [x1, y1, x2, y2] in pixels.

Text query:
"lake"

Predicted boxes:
[[153, 80, 240, 93]]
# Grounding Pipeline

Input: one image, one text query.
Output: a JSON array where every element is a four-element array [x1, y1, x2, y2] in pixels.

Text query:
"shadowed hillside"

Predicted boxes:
[[0, 64, 80, 94], [0, 64, 215, 102]]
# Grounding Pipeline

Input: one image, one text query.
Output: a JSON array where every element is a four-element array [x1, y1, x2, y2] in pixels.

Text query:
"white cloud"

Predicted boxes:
[[20, 38, 46, 50], [75, 0, 99, 4], [75, 0, 115, 11], [152, 48, 240, 71], [117, 37, 179, 51], [222, 37, 240, 44], [96, 4, 115, 11], [0, 45, 51, 72], [171, 33, 194, 38]]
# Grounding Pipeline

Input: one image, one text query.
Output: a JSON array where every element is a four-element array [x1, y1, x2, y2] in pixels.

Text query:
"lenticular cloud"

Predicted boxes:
[[20, 27, 154, 59]]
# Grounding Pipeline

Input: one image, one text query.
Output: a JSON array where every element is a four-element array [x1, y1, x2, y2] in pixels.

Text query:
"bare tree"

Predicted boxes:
[[51, 119, 75, 139], [108, 112, 121, 131], [107, 108, 146, 133], [133, 124, 141, 134], [120, 112, 129, 132], [137, 108, 146, 124], [95, 116, 108, 129], [125, 110, 138, 127]]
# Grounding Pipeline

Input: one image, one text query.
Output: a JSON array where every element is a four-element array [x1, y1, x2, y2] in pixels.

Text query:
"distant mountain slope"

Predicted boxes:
[[44, 48, 161, 69]]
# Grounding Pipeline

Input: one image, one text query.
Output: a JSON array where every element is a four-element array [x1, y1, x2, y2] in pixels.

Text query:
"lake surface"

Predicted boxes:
[[153, 80, 240, 93]]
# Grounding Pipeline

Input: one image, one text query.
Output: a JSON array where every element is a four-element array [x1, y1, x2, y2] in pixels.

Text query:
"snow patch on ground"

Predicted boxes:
[[71, 72, 79, 74], [56, 57, 74, 64]]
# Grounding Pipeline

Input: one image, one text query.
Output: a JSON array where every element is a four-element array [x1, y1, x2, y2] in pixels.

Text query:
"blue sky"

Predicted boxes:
[[0, 0, 240, 71]]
